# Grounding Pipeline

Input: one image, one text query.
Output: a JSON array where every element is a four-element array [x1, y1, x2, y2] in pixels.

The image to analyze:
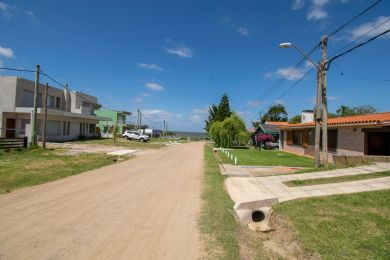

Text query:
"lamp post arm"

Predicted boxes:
[[291, 44, 320, 70]]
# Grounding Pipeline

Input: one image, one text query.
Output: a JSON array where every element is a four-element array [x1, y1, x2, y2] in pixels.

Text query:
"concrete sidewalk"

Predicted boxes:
[[226, 163, 390, 208]]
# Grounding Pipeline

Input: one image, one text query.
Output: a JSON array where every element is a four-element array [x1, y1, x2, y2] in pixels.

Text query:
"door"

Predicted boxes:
[[6, 118, 16, 138], [367, 132, 390, 156]]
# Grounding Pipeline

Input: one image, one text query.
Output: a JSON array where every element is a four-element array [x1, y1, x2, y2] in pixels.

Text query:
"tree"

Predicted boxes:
[[336, 105, 355, 117], [216, 94, 231, 122], [353, 105, 376, 115], [205, 105, 218, 132], [205, 94, 232, 132], [261, 104, 288, 123], [209, 113, 248, 147], [289, 114, 301, 124], [251, 121, 261, 128], [335, 105, 376, 117]]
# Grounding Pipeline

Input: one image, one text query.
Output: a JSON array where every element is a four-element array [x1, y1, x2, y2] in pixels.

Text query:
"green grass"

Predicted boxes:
[[70, 137, 165, 149], [273, 190, 390, 259], [200, 145, 240, 259], [285, 171, 390, 187], [219, 148, 314, 167], [0, 148, 124, 194]]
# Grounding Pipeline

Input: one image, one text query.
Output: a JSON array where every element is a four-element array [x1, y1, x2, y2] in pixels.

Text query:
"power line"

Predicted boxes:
[[333, 62, 390, 82], [327, 0, 383, 39], [330, 16, 390, 57], [0, 67, 35, 73], [277, 68, 315, 100], [328, 29, 390, 67]]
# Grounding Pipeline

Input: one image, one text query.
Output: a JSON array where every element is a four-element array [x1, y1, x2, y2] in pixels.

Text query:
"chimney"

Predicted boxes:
[[301, 110, 314, 123], [64, 83, 71, 112]]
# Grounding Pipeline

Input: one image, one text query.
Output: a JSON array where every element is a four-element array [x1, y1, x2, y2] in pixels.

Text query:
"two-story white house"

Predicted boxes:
[[0, 76, 101, 142]]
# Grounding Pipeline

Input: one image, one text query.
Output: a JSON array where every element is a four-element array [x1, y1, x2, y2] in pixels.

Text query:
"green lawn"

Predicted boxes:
[[285, 171, 390, 187], [219, 148, 314, 167], [274, 190, 390, 259], [0, 148, 125, 194], [70, 137, 165, 149]]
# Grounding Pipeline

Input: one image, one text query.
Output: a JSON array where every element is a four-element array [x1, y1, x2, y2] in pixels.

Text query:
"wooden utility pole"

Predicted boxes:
[[42, 83, 48, 148], [321, 36, 329, 167], [31, 64, 40, 146]]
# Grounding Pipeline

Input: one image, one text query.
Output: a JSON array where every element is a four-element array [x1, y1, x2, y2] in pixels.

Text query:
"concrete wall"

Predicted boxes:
[[0, 77, 18, 137], [337, 126, 365, 156]]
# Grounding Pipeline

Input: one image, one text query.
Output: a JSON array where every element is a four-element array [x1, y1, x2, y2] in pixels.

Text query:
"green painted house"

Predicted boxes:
[[95, 109, 131, 134]]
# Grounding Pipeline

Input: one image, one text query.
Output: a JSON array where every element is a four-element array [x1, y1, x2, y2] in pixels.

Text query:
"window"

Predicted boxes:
[[89, 124, 96, 134], [47, 121, 62, 136], [22, 90, 42, 107], [19, 119, 30, 134], [56, 97, 61, 108], [292, 130, 303, 146], [48, 96, 55, 108]]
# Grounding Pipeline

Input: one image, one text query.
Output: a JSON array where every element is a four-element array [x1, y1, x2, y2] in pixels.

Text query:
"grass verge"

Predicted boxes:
[[273, 190, 390, 259], [218, 148, 314, 167], [200, 145, 270, 259], [200, 145, 240, 259], [285, 171, 390, 187], [0, 148, 125, 194], [69, 137, 165, 149]]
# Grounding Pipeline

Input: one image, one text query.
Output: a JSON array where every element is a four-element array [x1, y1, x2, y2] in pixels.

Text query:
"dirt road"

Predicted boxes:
[[0, 142, 204, 259]]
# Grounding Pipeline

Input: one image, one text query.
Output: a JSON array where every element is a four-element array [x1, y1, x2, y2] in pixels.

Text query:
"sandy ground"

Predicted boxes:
[[0, 142, 204, 260]]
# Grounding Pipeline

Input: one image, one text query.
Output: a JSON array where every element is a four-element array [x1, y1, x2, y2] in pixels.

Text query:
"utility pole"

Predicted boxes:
[[42, 83, 48, 148], [139, 111, 142, 132], [31, 64, 40, 146], [137, 109, 140, 131], [314, 68, 322, 168], [321, 36, 329, 167], [163, 120, 166, 136]]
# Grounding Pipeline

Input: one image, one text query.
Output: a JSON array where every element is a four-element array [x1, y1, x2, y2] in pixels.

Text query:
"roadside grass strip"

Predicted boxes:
[[273, 189, 390, 259], [200, 145, 240, 259], [218, 148, 314, 167], [0, 147, 126, 194], [70, 137, 165, 149], [285, 171, 390, 187]]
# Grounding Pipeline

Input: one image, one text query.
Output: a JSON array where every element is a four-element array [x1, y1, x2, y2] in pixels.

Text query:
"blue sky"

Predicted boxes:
[[0, 0, 389, 131]]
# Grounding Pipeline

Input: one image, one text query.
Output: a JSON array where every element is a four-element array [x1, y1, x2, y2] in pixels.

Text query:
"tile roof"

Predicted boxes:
[[281, 112, 390, 128], [265, 121, 289, 126]]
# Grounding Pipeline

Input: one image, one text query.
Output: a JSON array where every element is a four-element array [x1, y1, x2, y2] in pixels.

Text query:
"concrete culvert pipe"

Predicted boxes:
[[251, 210, 266, 222]]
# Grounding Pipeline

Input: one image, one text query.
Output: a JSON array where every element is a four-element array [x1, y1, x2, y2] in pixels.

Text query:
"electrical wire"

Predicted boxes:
[[0, 67, 35, 73], [328, 29, 390, 68], [330, 16, 390, 57], [333, 62, 390, 82], [327, 0, 383, 39]]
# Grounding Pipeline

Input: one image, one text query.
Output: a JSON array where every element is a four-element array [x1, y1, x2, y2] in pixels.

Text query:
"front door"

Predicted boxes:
[[367, 132, 390, 156], [6, 118, 16, 138]]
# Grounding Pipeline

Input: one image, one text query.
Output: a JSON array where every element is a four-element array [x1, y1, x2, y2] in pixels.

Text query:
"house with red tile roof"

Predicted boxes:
[[278, 111, 390, 162]]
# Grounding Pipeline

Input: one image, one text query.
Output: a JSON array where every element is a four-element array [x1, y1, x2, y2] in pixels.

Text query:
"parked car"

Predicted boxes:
[[122, 130, 150, 142]]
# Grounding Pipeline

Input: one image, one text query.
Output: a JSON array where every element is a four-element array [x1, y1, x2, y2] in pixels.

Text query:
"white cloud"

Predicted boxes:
[[142, 93, 153, 97], [237, 27, 249, 36], [193, 108, 208, 115], [328, 95, 337, 101], [145, 82, 164, 91], [292, 0, 305, 10], [307, 0, 329, 21], [0, 2, 36, 20], [163, 40, 194, 58], [266, 66, 305, 81], [139, 63, 163, 71], [274, 99, 284, 105], [142, 109, 173, 122], [190, 114, 202, 123], [247, 100, 261, 108], [0, 59, 3, 67], [133, 97, 144, 103], [0, 46, 14, 58], [348, 16, 390, 40]]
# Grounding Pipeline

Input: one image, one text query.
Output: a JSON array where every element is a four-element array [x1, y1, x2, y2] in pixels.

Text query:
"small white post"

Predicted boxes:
[[235, 156, 237, 165], [230, 154, 233, 160]]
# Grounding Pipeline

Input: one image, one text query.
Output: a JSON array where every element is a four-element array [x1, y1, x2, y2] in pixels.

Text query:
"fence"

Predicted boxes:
[[0, 137, 28, 150]]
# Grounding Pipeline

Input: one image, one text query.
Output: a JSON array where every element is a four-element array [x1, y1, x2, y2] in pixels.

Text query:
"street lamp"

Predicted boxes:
[[279, 41, 324, 168], [278, 42, 320, 69]]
